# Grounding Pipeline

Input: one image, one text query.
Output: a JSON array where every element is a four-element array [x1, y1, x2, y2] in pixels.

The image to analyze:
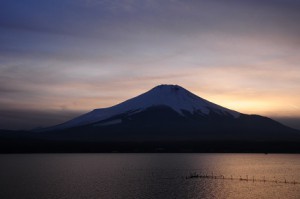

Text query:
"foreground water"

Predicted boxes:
[[0, 153, 299, 199]]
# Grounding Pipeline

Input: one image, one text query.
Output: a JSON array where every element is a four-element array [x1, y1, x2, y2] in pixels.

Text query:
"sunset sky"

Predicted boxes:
[[1, 0, 300, 130]]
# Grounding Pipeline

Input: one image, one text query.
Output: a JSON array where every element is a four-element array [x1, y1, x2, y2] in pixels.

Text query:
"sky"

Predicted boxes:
[[0, 0, 300, 130]]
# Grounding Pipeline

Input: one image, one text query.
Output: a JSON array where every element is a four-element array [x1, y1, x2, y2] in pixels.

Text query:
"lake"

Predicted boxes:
[[0, 153, 299, 199]]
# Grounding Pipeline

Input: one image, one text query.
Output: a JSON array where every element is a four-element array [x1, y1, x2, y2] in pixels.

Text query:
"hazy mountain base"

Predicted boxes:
[[1, 131, 300, 153], [1, 125, 300, 153]]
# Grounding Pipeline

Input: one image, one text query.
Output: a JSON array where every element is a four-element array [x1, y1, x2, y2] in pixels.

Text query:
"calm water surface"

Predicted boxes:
[[0, 153, 299, 199]]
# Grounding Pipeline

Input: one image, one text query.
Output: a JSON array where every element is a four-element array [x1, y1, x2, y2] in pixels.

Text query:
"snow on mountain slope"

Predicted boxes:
[[51, 85, 240, 130]]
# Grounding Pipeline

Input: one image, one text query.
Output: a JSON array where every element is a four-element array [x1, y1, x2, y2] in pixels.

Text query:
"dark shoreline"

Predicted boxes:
[[1, 140, 300, 153]]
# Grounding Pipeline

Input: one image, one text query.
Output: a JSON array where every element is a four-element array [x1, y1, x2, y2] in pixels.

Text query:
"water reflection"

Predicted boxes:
[[0, 154, 299, 199]]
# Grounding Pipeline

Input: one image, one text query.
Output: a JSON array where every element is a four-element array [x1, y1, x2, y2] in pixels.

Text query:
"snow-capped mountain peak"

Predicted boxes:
[[117, 84, 239, 116], [50, 84, 240, 130]]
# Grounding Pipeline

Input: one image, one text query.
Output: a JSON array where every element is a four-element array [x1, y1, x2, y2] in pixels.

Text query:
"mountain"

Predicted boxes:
[[1, 84, 300, 153], [48, 84, 240, 131], [40, 85, 300, 142]]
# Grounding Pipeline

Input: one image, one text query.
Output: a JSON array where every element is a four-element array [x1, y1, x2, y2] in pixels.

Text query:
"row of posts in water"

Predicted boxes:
[[186, 172, 299, 185]]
